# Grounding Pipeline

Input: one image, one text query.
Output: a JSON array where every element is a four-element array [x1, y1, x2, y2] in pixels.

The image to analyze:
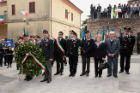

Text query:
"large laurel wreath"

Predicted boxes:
[[15, 43, 46, 78]]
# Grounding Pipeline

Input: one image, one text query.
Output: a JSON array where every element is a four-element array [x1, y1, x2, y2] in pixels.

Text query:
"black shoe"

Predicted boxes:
[[107, 74, 112, 77], [72, 74, 75, 77], [126, 71, 130, 74], [47, 78, 52, 83], [86, 73, 89, 77], [95, 75, 98, 78], [60, 72, 63, 75], [54, 72, 59, 75], [113, 75, 118, 78], [119, 71, 123, 73], [99, 75, 101, 78], [24, 77, 27, 81], [40, 79, 47, 82], [69, 74, 73, 77], [80, 73, 86, 76]]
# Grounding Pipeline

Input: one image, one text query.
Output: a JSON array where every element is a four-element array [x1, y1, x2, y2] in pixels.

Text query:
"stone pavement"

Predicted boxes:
[[0, 55, 140, 93]]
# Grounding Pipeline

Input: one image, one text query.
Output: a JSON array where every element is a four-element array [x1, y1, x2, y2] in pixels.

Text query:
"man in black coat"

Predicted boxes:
[[119, 27, 135, 74], [40, 30, 54, 83], [137, 33, 140, 54], [80, 30, 95, 76], [66, 30, 80, 77], [54, 31, 66, 75], [0, 40, 5, 67], [0, 39, 7, 66]]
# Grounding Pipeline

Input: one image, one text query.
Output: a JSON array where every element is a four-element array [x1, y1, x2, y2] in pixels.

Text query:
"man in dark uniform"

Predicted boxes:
[[80, 30, 95, 76], [0, 39, 8, 66], [40, 30, 54, 83], [66, 30, 80, 77], [119, 27, 135, 74], [0, 40, 5, 67], [54, 31, 66, 75], [137, 33, 140, 54]]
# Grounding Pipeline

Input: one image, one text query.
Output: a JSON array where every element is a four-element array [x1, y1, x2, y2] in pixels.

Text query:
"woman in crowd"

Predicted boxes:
[[93, 35, 107, 78]]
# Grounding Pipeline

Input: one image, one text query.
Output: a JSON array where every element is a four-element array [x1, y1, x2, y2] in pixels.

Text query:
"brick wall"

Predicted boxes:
[[87, 18, 140, 52], [0, 24, 7, 39]]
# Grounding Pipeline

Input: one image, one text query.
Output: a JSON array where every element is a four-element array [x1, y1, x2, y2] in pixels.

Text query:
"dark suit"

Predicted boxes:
[[40, 38, 54, 82], [54, 38, 66, 74], [137, 34, 140, 54], [94, 42, 107, 77], [0, 43, 7, 66], [120, 35, 135, 73], [106, 38, 120, 77], [0, 43, 4, 67], [81, 38, 94, 74], [66, 38, 80, 76], [6, 49, 13, 68]]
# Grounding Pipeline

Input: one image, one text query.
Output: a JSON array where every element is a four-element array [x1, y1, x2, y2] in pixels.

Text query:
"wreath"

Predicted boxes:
[[15, 43, 46, 80]]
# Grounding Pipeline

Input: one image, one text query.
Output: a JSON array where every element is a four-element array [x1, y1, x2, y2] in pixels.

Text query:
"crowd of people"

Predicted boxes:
[[90, 2, 140, 19], [0, 27, 137, 83]]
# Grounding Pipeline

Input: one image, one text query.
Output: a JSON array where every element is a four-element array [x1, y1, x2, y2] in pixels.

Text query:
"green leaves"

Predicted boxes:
[[15, 43, 45, 78]]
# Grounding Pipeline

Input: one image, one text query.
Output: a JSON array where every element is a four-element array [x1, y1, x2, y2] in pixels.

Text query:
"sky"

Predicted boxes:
[[70, 0, 129, 21]]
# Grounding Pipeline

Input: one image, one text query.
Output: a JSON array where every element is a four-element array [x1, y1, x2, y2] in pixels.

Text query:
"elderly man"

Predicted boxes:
[[105, 31, 120, 78]]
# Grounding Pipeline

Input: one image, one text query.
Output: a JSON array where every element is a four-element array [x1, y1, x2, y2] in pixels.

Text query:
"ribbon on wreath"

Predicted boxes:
[[19, 53, 46, 80]]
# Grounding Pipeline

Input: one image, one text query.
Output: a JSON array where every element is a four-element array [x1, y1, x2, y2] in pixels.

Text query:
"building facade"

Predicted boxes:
[[0, 0, 82, 40]]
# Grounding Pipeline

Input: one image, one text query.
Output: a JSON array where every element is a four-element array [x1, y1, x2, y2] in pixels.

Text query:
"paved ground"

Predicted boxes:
[[0, 55, 140, 93]]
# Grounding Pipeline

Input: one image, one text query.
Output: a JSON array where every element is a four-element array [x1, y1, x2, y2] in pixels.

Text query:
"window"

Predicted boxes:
[[71, 13, 73, 21], [29, 2, 35, 13], [65, 9, 68, 19], [12, 4, 15, 15]]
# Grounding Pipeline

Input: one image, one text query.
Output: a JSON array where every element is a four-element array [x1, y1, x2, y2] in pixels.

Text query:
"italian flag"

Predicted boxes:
[[115, 8, 122, 13], [102, 26, 106, 42], [0, 0, 6, 2], [106, 25, 110, 39], [21, 10, 28, 17], [0, 16, 4, 24]]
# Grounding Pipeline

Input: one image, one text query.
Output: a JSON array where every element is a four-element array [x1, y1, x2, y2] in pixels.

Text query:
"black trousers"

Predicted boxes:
[[94, 58, 103, 76], [137, 44, 140, 54], [82, 56, 90, 74], [120, 54, 131, 72], [0, 55, 3, 66], [69, 55, 78, 75], [4, 55, 7, 66], [7, 55, 13, 67], [56, 58, 64, 73]]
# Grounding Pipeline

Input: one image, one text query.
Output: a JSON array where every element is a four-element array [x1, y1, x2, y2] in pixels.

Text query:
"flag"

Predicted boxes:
[[68, 31, 71, 39], [23, 27, 26, 37], [97, 28, 99, 35], [0, 0, 6, 2], [106, 25, 110, 38], [80, 29, 85, 39], [102, 26, 106, 42], [89, 31, 92, 39], [0, 15, 4, 24], [120, 29, 122, 37], [21, 10, 28, 17], [115, 8, 122, 13]]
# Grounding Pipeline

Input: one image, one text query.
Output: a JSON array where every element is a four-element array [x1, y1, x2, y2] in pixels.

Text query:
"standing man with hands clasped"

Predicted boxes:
[[40, 30, 54, 83], [54, 31, 66, 75], [80, 30, 95, 77], [105, 31, 120, 78]]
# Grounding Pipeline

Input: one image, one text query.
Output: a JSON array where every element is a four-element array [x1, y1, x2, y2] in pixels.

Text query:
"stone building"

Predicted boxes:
[[0, 0, 82, 40]]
